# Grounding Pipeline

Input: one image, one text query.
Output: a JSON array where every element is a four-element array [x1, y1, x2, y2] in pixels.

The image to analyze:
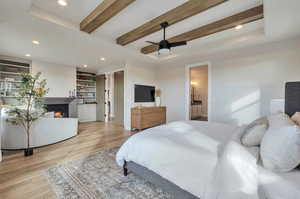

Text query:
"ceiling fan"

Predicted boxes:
[[147, 22, 187, 55]]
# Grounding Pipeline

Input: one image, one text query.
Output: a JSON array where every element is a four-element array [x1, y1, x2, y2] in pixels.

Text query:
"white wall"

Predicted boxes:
[[124, 62, 157, 130], [31, 60, 76, 98], [157, 37, 300, 125]]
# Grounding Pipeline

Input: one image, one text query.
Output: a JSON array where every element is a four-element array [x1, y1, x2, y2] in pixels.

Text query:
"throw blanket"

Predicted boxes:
[[205, 129, 260, 199]]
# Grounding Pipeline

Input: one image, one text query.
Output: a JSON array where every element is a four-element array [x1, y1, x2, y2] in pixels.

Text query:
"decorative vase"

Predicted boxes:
[[24, 148, 33, 156], [155, 97, 161, 107]]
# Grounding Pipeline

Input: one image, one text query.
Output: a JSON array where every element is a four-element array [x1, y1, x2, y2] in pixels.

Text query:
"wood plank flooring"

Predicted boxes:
[[0, 122, 131, 199]]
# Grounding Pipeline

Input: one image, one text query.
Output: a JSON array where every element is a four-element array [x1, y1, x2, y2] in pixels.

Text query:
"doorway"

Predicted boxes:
[[187, 64, 210, 121], [96, 75, 105, 122], [113, 71, 124, 125]]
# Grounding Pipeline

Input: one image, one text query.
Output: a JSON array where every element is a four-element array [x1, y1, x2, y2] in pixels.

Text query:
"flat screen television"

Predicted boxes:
[[134, 84, 155, 102]]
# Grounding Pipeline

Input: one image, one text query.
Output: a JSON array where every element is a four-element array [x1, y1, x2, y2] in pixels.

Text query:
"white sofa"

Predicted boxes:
[[1, 108, 78, 150]]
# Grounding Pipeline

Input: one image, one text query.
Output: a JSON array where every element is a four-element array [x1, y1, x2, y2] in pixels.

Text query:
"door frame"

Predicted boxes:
[[185, 62, 212, 121]]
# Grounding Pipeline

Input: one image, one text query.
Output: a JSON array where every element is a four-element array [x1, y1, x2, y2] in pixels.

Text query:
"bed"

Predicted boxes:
[[117, 121, 251, 198], [116, 82, 300, 199]]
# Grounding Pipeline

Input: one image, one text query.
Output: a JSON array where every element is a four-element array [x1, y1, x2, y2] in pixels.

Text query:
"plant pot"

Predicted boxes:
[[24, 148, 33, 156]]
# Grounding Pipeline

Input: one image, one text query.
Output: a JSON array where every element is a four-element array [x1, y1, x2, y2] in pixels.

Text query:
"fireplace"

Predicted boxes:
[[45, 104, 69, 118], [43, 97, 77, 118]]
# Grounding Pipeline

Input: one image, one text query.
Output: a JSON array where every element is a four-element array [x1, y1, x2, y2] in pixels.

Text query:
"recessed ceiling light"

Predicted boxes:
[[57, 0, 67, 7], [32, 40, 40, 45], [235, 25, 243, 30], [83, 65, 88, 68], [25, 54, 31, 57], [100, 57, 106, 61]]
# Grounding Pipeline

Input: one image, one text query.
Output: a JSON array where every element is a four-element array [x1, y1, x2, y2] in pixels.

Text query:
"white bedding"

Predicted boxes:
[[258, 166, 300, 199], [116, 121, 242, 198], [116, 120, 300, 199]]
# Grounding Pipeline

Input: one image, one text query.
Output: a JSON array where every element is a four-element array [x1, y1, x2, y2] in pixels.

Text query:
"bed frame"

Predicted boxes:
[[123, 161, 199, 199], [285, 82, 300, 116], [122, 82, 300, 199]]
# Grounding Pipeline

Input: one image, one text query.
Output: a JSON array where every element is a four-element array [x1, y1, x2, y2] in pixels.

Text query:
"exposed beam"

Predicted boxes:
[[141, 5, 264, 54], [116, 0, 228, 46], [80, 0, 136, 33]]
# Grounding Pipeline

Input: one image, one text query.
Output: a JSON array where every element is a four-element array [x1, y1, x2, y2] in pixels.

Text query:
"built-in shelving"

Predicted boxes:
[[76, 71, 96, 104], [0, 59, 30, 97]]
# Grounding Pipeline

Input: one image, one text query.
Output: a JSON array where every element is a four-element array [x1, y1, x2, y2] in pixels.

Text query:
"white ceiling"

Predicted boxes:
[[0, 0, 299, 72]]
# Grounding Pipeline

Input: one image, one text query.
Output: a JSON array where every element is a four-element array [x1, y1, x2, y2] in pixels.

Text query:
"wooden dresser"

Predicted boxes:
[[131, 106, 166, 131]]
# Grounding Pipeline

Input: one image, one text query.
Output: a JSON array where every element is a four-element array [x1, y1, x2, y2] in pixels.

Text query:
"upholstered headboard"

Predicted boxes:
[[285, 82, 300, 117]]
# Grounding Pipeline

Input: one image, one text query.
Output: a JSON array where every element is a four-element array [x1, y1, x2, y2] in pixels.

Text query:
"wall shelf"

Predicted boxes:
[[76, 70, 96, 104], [0, 71, 23, 75], [0, 59, 30, 98]]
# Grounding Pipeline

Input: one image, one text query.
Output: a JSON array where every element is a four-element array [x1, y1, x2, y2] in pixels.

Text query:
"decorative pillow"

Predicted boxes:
[[241, 116, 269, 146], [260, 125, 300, 172], [291, 112, 300, 126], [241, 124, 268, 146]]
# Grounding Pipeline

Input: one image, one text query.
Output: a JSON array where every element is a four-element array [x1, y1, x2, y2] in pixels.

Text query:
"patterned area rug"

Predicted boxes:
[[45, 148, 174, 199]]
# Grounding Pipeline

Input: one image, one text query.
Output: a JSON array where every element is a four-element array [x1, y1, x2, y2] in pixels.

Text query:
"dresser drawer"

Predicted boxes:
[[131, 107, 166, 130]]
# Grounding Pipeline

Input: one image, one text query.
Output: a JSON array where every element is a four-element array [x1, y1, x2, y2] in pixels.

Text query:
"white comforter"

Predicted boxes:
[[116, 121, 300, 199], [116, 121, 243, 198]]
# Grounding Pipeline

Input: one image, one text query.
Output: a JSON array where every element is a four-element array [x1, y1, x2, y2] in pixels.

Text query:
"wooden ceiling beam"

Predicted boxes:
[[116, 0, 228, 46], [80, 0, 136, 34], [141, 5, 264, 54]]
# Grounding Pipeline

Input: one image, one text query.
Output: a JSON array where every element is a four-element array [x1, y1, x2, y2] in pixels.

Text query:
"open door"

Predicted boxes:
[[113, 71, 124, 125], [189, 65, 208, 121], [96, 75, 105, 121]]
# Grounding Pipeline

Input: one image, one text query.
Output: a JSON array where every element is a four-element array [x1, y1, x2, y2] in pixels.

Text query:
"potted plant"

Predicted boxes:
[[6, 72, 49, 156]]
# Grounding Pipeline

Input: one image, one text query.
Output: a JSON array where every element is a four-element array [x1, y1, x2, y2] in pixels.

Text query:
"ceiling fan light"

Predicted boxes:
[[158, 48, 170, 55]]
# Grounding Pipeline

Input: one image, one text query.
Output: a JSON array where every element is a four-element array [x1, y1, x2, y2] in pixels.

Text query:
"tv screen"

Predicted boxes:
[[134, 85, 155, 102]]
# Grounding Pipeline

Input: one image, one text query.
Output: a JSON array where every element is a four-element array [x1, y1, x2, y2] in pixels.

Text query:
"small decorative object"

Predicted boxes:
[[155, 89, 161, 107], [6, 72, 49, 156]]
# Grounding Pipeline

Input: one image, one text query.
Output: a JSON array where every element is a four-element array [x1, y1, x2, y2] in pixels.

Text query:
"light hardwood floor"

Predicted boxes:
[[0, 122, 131, 199]]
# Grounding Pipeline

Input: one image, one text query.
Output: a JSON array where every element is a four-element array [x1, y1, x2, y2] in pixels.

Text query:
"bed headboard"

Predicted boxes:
[[285, 82, 300, 117]]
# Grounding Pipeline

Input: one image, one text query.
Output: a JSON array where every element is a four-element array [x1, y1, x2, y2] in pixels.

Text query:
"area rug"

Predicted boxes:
[[45, 148, 174, 199]]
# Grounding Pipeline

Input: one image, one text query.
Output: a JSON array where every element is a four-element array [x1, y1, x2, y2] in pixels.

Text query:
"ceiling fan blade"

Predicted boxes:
[[170, 41, 187, 47], [146, 41, 159, 45]]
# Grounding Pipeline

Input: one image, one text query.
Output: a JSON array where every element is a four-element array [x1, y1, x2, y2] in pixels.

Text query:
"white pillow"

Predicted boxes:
[[241, 116, 269, 146], [260, 125, 300, 172], [241, 124, 268, 146], [43, 112, 55, 118]]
